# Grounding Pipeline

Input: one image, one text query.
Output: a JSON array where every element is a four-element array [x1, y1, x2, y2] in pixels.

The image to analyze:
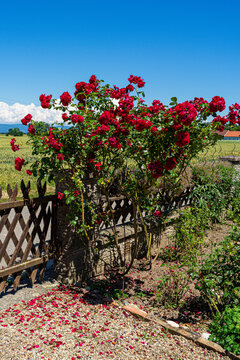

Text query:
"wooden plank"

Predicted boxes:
[[0, 195, 57, 211], [0, 255, 50, 277], [29, 266, 39, 286], [0, 211, 10, 233]]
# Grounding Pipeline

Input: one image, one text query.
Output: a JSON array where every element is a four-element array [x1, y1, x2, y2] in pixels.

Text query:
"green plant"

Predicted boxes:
[[227, 196, 240, 224], [209, 306, 240, 355], [155, 266, 190, 308], [173, 206, 206, 264], [110, 288, 129, 300], [191, 163, 240, 223], [159, 245, 179, 262], [190, 226, 240, 314]]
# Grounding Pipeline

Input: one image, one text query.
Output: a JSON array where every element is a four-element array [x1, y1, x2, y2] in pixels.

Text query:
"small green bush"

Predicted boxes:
[[191, 163, 240, 223], [173, 206, 206, 264], [190, 227, 240, 313], [209, 306, 240, 355], [155, 267, 190, 308]]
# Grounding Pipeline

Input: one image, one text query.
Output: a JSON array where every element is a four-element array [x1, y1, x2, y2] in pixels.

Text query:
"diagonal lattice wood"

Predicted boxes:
[[0, 211, 21, 263]]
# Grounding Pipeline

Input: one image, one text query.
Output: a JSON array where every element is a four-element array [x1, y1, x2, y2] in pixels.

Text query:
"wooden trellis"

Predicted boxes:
[[0, 180, 57, 293]]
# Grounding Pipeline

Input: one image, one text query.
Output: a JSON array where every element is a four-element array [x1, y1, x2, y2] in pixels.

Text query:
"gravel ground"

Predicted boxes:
[[0, 284, 232, 360]]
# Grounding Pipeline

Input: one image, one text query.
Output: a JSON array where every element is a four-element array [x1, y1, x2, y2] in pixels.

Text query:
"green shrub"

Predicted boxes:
[[209, 306, 240, 355], [155, 266, 190, 308], [190, 227, 240, 313], [191, 163, 240, 223], [173, 206, 206, 264]]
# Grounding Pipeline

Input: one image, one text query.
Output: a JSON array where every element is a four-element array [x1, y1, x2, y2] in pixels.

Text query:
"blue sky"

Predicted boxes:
[[0, 0, 240, 123]]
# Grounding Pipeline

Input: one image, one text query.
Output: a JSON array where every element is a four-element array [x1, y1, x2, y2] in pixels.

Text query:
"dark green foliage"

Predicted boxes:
[[173, 206, 206, 263], [6, 127, 24, 136], [209, 306, 240, 355], [190, 227, 240, 313], [191, 163, 240, 223]]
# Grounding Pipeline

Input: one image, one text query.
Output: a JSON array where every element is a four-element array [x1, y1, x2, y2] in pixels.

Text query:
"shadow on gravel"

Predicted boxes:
[[0, 259, 56, 298]]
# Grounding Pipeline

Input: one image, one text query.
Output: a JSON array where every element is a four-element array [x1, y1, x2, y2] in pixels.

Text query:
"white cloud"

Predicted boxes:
[[0, 101, 62, 124]]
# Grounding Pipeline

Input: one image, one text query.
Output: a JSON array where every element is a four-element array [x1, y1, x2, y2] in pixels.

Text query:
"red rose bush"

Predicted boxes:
[[12, 75, 240, 270]]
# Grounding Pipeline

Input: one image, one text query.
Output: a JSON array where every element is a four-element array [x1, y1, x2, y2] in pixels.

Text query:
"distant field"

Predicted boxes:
[[198, 140, 240, 159], [0, 135, 55, 200], [0, 135, 239, 200]]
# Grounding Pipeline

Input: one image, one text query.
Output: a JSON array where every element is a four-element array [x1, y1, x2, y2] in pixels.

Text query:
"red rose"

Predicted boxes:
[[165, 157, 177, 171], [71, 114, 84, 124], [128, 75, 145, 88], [148, 160, 164, 178], [62, 113, 68, 121], [108, 137, 122, 149], [60, 92, 72, 106], [95, 161, 102, 171], [39, 94, 52, 109], [21, 113, 32, 125], [153, 210, 162, 217], [73, 190, 80, 197], [209, 96, 225, 113], [174, 101, 197, 126], [175, 131, 190, 147], [28, 124, 36, 134], [57, 153, 65, 161], [26, 170, 32, 175], [89, 75, 97, 84], [10, 138, 19, 152], [57, 192, 64, 200], [15, 157, 25, 171]]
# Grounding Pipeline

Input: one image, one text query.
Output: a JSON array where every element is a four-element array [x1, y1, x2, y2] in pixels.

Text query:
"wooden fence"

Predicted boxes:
[[0, 180, 57, 293]]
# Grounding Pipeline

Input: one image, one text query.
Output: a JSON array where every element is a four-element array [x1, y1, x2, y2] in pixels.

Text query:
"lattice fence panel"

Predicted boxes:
[[0, 180, 57, 293]]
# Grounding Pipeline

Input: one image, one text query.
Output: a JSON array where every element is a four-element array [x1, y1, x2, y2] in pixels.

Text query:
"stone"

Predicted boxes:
[[166, 320, 180, 328], [201, 332, 211, 340]]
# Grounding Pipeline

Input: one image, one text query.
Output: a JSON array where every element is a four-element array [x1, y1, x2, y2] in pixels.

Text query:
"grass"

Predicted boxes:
[[0, 134, 240, 200], [197, 140, 240, 160], [0, 134, 55, 200]]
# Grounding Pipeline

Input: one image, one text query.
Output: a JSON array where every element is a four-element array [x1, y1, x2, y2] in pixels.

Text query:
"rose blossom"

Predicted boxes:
[[164, 157, 177, 171], [62, 113, 68, 121], [153, 210, 162, 217], [15, 157, 25, 171], [209, 96, 225, 113], [71, 114, 84, 124], [60, 92, 72, 106], [39, 94, 52, 109], [175, 131, 190, 147], [10, 138, 19, 152], [21, 114, 32, 125], [28, 124, 36, 134], [57, 153, 65, 161], [57, 192, 64, 200]]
